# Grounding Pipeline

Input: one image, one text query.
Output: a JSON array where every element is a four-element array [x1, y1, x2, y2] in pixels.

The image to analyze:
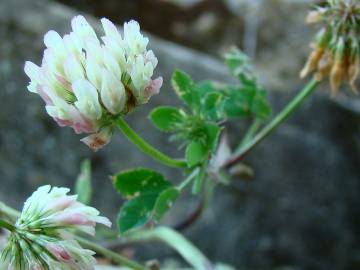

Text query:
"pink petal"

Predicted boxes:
[[47, 244, 72, 262], [143, 76, 162, 101]]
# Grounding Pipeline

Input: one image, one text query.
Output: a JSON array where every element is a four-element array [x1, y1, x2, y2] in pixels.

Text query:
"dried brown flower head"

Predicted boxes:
[[301, 0, 360, 96]]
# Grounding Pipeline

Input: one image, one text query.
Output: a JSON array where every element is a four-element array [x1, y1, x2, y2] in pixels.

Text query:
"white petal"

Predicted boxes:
[[63, 32, 83, 55], [85, 54, 102, 90], [63, 54, 84, 83], [71, 15, 97, 42], [102, 36, 127, 70], [123, 20, 148, 56], [131, 55, 153, 94], [24, 62, 42, 93], [44, 30, 66, 52], [145, 50, 158, 68], [72, 79, 102, 120], [43, 48, 64, 76], [101, 69, 126, 114], [101, 18, 122, 42], [24, 61, 41, 81], [85, 39, 103, 64], [103, 49, 122, 79]]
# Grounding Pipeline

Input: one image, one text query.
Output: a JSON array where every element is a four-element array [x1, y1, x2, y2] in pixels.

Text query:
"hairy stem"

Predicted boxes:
[[116, 118, 187, 168], [0, 201, 147, 270], [225, 79, 320, 168]]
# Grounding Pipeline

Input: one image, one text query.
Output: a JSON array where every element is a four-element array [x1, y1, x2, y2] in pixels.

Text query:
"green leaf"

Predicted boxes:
[[224, 47, 255, 83], [113, 168, 171, 197], [196, 80, 221, 96], [149, 106, 183, 132], [172, 69, 199, 108], [185, 141, 208, 167], [114, 168, 179, 233], [75, 159, 92, 205], [223, 86, 255, 118], [202, 91, 224, 121], [222, 86, 271, 120], [204, 122, 221, 152], [118, 193, 158, 233], [252, 91, 272, 120], [153, 187, 180, 220]]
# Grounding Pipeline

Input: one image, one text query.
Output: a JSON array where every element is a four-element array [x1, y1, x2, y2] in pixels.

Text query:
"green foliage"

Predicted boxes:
[[74, 159, 92, 205], [149, 106, 183, 132], [222, 85, 271, 120], [204, 122, 221, 151], [185, 141, 208, 167], [223, 47, 272, 120], [172, 69, 199, 109], [224, 47, 255, 83], [147, 48, 270, 192], [113, 168, 170, 197], [113, 168, 178, 233], [153, 188, 180, 220]]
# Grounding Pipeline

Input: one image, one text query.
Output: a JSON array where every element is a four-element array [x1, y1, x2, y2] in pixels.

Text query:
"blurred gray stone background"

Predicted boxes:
[[0, 0, 360, 269]]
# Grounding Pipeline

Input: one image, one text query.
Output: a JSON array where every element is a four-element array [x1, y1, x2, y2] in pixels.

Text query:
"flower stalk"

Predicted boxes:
[[0, 219, 15, 232], [236, 118, 262, 152], [116, 117, 187, 168], [225, 79, 320, 168]]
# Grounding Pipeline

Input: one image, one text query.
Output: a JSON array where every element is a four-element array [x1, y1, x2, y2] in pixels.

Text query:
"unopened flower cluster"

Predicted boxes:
[[301, 0, 359, 95], [25, 15, 162, 151], [0, 185, 111, 270]]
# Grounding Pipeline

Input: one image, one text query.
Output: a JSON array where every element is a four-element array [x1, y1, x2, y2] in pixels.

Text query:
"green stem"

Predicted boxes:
[[178, 168, 200, 191], [236, 118, 262, 152], [0, 219, 15, 232], [225, 79, 320, 168], [116, 118, 187, 168], [192, 163, 207, 194], [0, 201, 147, 270], [75, 236, 147, 270], [0, 202, 20, 220]]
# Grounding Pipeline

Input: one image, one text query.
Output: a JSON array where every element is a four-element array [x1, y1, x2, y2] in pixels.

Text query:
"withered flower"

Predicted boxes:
[[301, 0, 359, 96]]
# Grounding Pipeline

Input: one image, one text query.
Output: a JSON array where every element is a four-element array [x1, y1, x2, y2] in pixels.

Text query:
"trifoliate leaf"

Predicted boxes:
[[149, 106, 183, 132], [114, 168, 179, 234]]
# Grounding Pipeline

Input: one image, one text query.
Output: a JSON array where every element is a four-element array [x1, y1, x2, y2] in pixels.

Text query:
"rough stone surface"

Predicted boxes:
[[0, 0, 359, 269]]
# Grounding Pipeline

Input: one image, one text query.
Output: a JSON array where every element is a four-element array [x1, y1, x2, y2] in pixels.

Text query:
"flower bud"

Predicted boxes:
[[25, 15, 162, 151]]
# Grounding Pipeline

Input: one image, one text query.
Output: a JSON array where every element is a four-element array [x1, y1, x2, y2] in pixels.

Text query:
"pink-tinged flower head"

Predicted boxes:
[[25, 15, 162, 151], [1, 185, 111, 270], [17, 185, 111, 234]]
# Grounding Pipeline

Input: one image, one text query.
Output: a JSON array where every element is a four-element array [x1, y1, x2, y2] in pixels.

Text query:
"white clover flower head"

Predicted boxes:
[[25, 15, 162, 151], [0, 185, 111, 270]]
